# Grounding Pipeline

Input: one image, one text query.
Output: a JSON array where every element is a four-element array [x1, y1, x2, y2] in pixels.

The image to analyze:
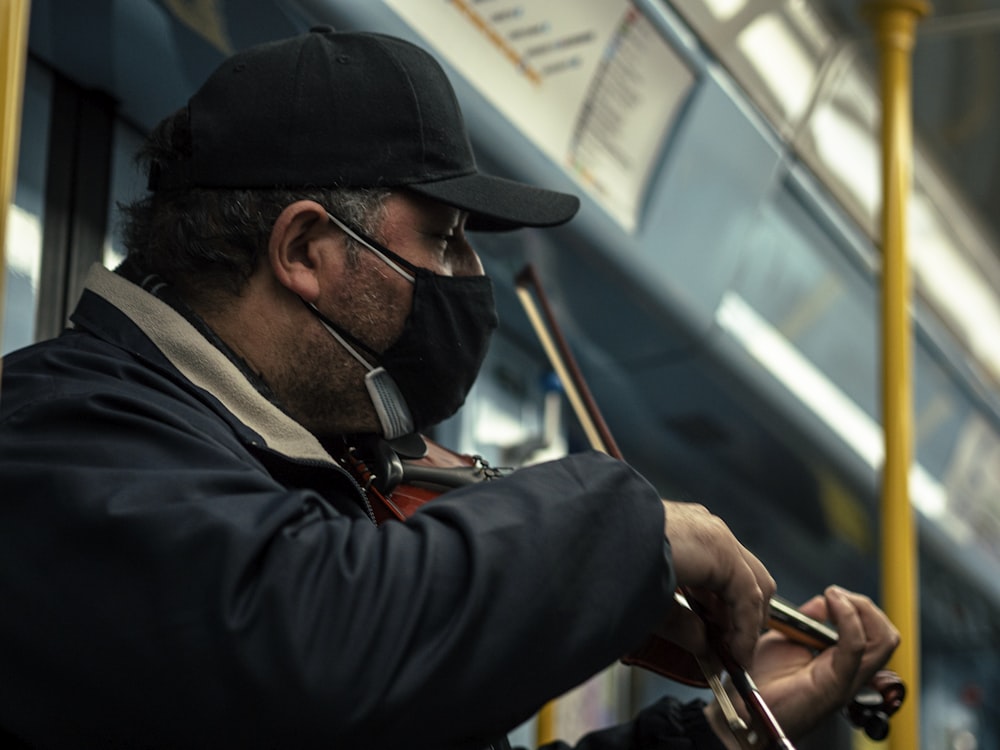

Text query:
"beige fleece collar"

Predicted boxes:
[[84, 263, 334, 464]]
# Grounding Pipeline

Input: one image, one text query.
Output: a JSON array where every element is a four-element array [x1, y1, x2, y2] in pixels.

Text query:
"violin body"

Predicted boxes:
[[340, 434, 504, 523]]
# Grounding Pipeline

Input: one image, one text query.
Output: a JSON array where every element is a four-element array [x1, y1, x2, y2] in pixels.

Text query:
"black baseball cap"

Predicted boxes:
[[150, 27, 580, 231]]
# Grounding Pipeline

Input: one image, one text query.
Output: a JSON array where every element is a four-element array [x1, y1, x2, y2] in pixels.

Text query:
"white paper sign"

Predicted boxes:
[[384, 0, 695, 232]]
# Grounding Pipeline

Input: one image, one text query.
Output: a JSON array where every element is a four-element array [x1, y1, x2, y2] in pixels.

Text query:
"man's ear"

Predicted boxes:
[[268, 200, 331, 303]]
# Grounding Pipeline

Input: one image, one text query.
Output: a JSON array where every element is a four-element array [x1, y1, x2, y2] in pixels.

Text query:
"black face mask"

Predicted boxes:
[[306, 212, 498, 438]]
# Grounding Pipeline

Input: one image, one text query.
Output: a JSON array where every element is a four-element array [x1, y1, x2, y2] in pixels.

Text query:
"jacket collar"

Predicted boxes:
[[80, 263, 335, 465]]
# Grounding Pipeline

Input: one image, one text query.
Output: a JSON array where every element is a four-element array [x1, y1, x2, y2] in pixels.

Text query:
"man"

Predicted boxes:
[[0, 27, 897, 749]]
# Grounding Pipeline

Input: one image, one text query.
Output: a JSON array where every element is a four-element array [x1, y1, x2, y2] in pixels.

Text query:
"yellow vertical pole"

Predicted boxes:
[[0, 0, 31, 365], [861, 2, 928, 748], [536, 700, 557, 746]]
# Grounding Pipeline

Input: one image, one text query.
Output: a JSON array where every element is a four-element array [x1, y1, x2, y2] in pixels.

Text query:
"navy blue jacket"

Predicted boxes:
[[0, 265, 722, 749]]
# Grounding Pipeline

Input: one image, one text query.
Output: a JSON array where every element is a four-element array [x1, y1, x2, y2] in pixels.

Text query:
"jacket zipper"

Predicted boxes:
[[247, 440, 379, 525]]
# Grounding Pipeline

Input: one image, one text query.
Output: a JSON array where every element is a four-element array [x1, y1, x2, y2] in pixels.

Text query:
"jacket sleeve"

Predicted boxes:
[[0, 367, 676, 750], [308, 451, 680, 748], [534, 698, 728, 750]]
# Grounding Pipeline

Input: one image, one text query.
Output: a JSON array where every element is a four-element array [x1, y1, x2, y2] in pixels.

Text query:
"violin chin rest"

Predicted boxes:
[[385, 433, 428, 459]]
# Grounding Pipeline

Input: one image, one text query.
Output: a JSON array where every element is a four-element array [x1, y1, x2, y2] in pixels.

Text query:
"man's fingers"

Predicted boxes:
[[662, 500, 774, 667], [821, 586, 901, 700], [715, 553, 773, 665], [829, 587, 901, 680]]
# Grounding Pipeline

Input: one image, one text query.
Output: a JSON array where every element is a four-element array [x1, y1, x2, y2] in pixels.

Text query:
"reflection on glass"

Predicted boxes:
[[703, 0, 748, 23], [3, 60, 50, 355], [3, 205, 42, 354], [737, 13, 817, 121]]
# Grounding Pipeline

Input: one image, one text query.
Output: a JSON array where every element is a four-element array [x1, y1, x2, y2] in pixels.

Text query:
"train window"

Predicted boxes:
[[727, 177, 879, 424], [3, 59, 52, 356]]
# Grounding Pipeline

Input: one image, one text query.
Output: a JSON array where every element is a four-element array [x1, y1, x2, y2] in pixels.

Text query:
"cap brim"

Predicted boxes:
[[409, 172, 580, 232]]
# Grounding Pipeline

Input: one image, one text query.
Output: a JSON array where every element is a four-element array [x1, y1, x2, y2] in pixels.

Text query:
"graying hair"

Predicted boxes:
[[119, 106, 391, 306]]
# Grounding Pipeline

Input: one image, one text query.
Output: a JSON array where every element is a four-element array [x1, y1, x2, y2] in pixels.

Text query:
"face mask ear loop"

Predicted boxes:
[[325, 212, 415, 283], [307, 302, 376, 371], [306, 302, 416, 440]]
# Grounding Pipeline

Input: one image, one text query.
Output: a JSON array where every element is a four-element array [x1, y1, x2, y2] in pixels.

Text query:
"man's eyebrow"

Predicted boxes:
[[423, 208, 462, 228]]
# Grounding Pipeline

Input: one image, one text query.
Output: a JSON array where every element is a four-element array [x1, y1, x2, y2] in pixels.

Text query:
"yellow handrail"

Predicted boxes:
[[0, 0, 31, 365], [861, 2, 929, 748]]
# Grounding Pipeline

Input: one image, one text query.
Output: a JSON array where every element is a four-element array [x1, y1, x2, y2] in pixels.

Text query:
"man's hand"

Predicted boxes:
[[705, 586, 901, 746], [657, 499, 776, 668]]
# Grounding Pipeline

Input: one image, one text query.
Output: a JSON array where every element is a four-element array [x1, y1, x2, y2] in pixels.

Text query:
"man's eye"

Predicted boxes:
[[428, 232, 454, 248]]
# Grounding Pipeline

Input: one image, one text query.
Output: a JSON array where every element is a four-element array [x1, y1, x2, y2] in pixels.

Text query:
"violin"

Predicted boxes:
[[338, 432, 903, 746], [337, 434, 506, 524]]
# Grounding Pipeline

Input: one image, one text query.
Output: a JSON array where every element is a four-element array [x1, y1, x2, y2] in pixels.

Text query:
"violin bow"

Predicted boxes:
[[514, 263, 795, 749]]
